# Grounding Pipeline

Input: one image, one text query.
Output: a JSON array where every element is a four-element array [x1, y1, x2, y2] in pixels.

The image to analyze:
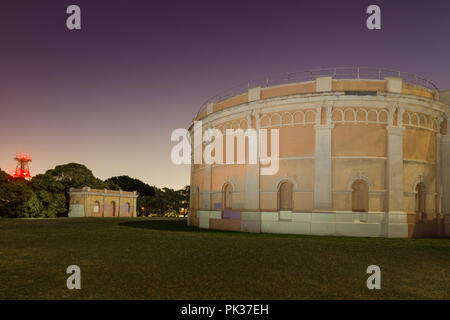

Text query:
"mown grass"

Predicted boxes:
[[0, 217, 448, 299]]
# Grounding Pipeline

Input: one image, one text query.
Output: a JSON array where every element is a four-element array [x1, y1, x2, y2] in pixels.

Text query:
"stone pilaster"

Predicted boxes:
[[441, 133, 450, 214], [387, 125, 405, 213], [436, 128, 442, 216], [385, 77, 402, 93], [245, 112, 260, 210], [314, 106, 334, 211], [188, 125, 198, 225], [206, 102, 214, 115], [85, 187, 90, 217], [119, 190, 122, 217], [436, 126, 442, 234], [202, 125, 212, 210], [316, 76, 332, 92], [248, 86, 261, 102], [386, 122, 408, 238], [133, 191, 137, 217], [84, 192, 88, 217], [103, 189, 107, 217]]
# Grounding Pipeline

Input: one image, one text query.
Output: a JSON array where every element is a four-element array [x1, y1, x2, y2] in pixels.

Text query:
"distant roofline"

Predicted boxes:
[[69, 187, 138, 197]]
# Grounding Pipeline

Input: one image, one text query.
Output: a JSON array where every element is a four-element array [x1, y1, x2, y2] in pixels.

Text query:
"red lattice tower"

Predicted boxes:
[[11, 153, 32, 179]]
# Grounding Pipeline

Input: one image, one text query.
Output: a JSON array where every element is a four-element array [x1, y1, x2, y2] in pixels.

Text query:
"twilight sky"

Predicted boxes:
[[0, 0, 449, 189]]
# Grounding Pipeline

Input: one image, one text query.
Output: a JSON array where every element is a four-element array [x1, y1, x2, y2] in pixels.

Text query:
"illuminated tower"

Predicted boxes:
[[11, 153, 32, 179]]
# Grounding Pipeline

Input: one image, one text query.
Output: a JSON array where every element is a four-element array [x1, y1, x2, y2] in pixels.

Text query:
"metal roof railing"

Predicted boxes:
[[195, 67, 439, 118]]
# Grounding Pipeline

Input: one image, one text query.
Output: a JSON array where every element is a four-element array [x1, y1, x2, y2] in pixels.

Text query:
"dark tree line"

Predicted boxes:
[[0, 163, 189, 218], [104, 176, 155, 196], [138, 186, 190, 217]]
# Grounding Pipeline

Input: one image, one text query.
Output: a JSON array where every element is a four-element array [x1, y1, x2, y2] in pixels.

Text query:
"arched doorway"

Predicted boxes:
[[415, 182, 426, 222], [278, 181, 293, 211], [111, 201, 116, 217], [223, 183, 232, 209], [93, 201, 101, 216], [352, 180, 369, 212]]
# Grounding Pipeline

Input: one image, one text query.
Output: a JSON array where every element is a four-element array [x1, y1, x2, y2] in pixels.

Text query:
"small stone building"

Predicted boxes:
[[68, 187, 138, 217]]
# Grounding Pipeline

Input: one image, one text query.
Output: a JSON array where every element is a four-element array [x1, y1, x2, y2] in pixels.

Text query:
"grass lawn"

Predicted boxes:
[[0, 217, 448, 299]]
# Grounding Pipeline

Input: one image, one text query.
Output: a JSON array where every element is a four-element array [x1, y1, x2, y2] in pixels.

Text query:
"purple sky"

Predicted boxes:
[[0, 0, 449, 189]]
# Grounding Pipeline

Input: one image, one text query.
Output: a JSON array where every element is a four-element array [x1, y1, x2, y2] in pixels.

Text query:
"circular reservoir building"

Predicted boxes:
[[188, 67, 450, 238]]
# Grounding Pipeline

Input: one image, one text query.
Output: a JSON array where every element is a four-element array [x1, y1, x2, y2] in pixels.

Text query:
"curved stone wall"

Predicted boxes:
[[189, 76, 450, 238]]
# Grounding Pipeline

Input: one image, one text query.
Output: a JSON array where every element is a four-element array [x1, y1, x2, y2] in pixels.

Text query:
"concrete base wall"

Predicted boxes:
[[210, 218, 241, 231], [189, 209, 450, 238], [241, 212, 262, 232], [197, 211, 211, 229], [190, 210, 423, 238]]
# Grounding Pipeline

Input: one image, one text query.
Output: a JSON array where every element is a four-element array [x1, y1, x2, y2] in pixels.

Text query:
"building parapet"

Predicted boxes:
[[68, 187, 138, 198], [195, 67, 442, 121]]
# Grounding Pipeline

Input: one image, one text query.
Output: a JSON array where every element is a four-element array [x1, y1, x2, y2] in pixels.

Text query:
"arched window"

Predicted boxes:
[[125, 202, 131, 214], [352, 180, 369, 212], [93, 201, 100, 213], [223, 183, 232, 209], [415, 183, 426, 222], [278, 181, 293, 211], [111, 201, 116, 217]]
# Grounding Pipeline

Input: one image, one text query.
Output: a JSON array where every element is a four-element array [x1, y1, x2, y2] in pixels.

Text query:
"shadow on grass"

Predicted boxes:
[[117, 219, 368, 242], [119, 218, 202, 232], [118, 218, 440, 244], [119, 218, 249, 237]]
